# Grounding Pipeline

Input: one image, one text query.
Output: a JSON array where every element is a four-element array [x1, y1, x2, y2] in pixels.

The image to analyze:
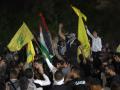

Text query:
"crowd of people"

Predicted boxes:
[[0, 23, 120, 90]]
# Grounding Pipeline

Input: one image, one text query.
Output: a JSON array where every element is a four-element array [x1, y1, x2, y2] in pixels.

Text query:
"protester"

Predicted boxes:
[[86, 27, 102, 69], [6, 69, 20, 90], [65, 66, 89, 90], [105, 65, 120, 87], [50, 70, 72, 90], [110, 80, 120, 90], [88, 77, 103, 90], [19, 63, 51, 90], [0, 16, 119, 90], [58, 23, 81, 65]]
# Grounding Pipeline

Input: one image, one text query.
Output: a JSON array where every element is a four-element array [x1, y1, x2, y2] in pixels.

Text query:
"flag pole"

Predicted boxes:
[[31, 29, 42, 52], [33, 35, 41, 52]]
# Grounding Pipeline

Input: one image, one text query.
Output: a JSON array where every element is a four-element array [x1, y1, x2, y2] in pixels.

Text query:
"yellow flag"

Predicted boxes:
[[71, 6, 90, 60], [116, 44, 120, 53], [7, 22, 34, 52], [27, 41, 35, 63]]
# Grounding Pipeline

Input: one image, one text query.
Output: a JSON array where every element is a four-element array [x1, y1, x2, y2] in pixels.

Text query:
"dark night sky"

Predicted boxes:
[[0, 0, 119, 49]]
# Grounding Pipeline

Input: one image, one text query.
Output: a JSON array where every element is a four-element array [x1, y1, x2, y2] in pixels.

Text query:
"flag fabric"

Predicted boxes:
[[71, 6, 90, 59], [116, 44, 120, 53], [39, 24, 49, 52], [27, 41, 35, 63], [39, 13, 53, 55], [40, 42, 51, 60], [39, 24, 51, 61], [7, 22, 34, 52]]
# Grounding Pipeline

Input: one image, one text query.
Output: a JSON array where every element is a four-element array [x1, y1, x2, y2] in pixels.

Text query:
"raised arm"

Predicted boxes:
[[34, 64, 51, 86], [34, 74, 51, 86], [52, 37, 64, 60], [58, 23, 65, 40], [86, 28, 94, 39], [45, 58, 57, 73]]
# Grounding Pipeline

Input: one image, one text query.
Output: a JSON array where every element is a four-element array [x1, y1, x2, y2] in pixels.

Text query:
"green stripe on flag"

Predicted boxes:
[[40, 43, 52, 61]]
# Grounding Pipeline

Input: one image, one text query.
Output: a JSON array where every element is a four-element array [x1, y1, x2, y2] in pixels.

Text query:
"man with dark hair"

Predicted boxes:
[[20, 63, 51, 90], [24, 68, 34, 79], [86, 27, 102, 69], [32, 63, 51, 86], [113, 52, 120, 75], [50, 70, 72, 90], [105, 65, 120, 87], [6, 69, 20, 90], [106, 65, 116, 76], [58, 23, 81, 65], [111, 80, 120, 90], [53, 70, 64, 85], [88, 77, 103, 90], [65, 66, 88, 90]]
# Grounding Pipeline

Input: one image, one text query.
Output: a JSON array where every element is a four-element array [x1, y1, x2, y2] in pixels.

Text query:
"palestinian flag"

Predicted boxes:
[[39, 24, 52, 61], [39, 13, 53, 55]]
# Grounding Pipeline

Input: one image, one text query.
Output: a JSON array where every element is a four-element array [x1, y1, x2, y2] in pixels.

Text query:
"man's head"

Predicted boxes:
[[56, 61, 64, 69], [93, 31, 98, 38], [70, 66, 81, 78], [54, 70, 64, 81], [114, 53, 120, 62], [10, 69, 18, 79], [105, 65, 116, 76], [63, 61, 70, 68], [0, 58, 5, 68], [111, 80, 120, 90], [89, 77, 102, 90], [53, 58, 65, 69], [24, 68, 34, 79]]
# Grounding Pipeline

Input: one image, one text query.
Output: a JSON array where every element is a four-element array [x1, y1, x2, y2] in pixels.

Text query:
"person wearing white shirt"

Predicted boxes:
[[44, 58, 64, 85], [33, 63, 51, 86], [22, 63, 51, 90], [86, 28, 102, 69], [44, 57, 71, 85], [86, 29, 102, 52]]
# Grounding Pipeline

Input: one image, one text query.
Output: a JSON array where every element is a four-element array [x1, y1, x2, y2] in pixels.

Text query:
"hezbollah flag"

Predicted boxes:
[[7, 22, 34, 52], [71, 6, 90, 59], [116, 44, 120, 53], [27, 41, 35, 63]]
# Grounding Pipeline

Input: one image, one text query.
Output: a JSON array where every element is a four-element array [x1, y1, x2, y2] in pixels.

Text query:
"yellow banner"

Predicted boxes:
[[116, 44, 120, 53], [7, 22, 34, 52], [27, 41, 35, 63], [72, 6, 90, 59]]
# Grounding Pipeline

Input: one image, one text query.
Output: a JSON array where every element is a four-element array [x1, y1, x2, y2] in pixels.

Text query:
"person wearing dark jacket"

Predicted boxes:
[[65, 66, 89, 90], [50, 70, 72, 90]]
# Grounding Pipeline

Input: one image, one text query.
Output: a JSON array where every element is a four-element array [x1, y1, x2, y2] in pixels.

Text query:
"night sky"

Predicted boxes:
[[0, 0, 120, 49]]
